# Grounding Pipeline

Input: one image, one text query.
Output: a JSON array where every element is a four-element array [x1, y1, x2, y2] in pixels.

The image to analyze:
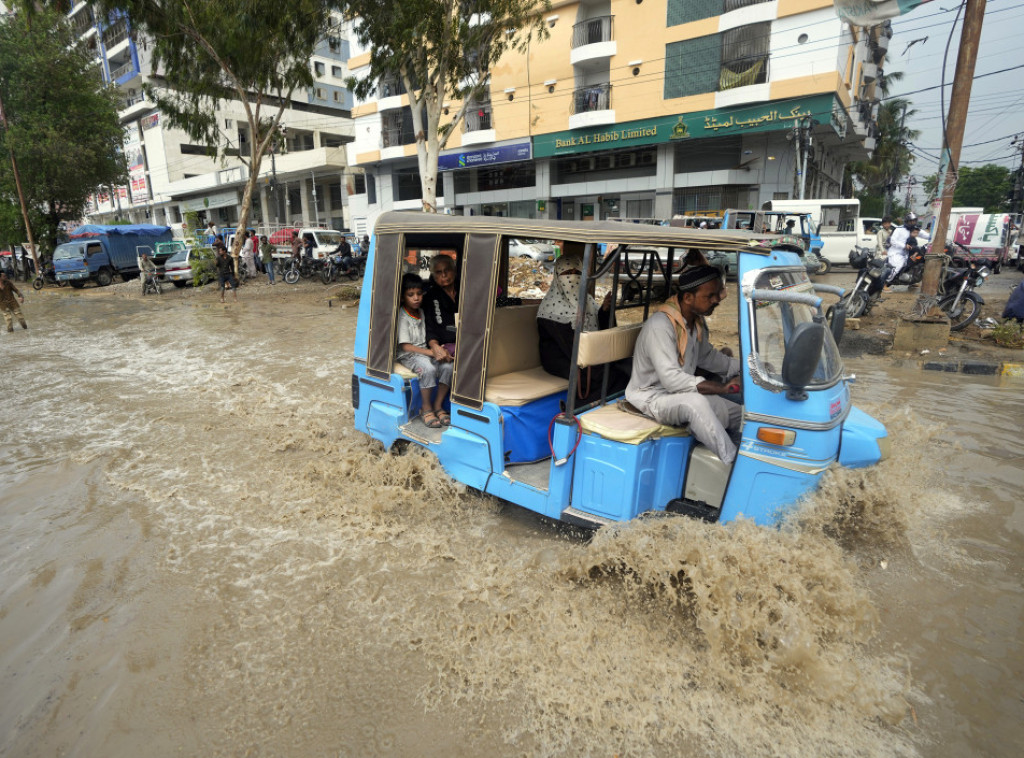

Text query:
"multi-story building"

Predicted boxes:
[[67, 2, 355, 232], [346, 0, 888, 234]]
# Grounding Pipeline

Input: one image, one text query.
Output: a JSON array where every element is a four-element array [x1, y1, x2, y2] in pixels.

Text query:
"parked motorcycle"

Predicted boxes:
[[32, 266, 64, 290], [843, 247, 886, 317], [938, 260, 989, 331]]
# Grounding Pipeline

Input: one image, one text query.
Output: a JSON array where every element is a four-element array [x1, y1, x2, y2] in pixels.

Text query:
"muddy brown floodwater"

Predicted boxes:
[[1, 294, 1022, 758]]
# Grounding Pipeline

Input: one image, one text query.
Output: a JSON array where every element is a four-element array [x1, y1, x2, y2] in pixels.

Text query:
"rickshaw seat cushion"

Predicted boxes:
[[482, 304, 569, 405], [485, 367, 568, 405], [394, 362, 418, 380], [577, 324, 642, 368], [579, 400, 691, 445]]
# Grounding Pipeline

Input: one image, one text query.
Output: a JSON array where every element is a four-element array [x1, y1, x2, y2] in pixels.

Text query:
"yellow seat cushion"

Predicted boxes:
[[395, 361, 417, 380], [579, 402, 690, 445], [484, 366, 569, 406]]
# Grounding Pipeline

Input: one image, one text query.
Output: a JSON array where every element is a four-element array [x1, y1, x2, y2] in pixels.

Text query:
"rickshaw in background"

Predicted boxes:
[[351, 213, 884, 528]]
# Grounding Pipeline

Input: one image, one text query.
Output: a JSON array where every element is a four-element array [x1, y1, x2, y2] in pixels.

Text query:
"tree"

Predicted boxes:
[[0, 9, 126, 257], [848, 97, 919, 215], [346, 0, 550, 212], [102, 0, 336, 257], [922, 164, 1011, 213]]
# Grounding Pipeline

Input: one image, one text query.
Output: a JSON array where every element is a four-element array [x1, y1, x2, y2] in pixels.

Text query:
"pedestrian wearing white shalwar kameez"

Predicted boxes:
[[625, 266, 742, 463]]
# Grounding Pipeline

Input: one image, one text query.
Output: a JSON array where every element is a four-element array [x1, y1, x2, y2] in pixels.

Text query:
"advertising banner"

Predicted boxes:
[[952, 213, 1010, 249], [438, 140, 532, 171], [124, 122, 150, 204], [833, 0, 933, 26]]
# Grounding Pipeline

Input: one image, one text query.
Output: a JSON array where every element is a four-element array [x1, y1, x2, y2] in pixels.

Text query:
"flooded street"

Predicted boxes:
[[2, 294, 1022, 757]]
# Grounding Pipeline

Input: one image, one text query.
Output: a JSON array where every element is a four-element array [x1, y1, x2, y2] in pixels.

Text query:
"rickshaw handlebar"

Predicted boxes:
[[748, 288, 823, 308]]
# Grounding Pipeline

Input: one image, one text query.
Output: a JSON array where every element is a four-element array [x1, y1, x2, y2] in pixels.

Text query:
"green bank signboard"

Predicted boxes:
[[533, 94, 837, 158]]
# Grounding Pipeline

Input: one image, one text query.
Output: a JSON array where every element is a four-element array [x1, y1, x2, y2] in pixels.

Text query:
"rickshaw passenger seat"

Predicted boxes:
[[578, 400, 690, 445], [485, 304, 568, 405]]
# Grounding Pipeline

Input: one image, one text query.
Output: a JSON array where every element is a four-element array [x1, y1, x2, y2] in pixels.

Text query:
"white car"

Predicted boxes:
[[509, 238, 556, 263]]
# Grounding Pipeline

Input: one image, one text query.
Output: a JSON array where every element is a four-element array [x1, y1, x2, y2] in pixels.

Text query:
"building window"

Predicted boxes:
[[720, 23, 770, 90], [315, 87, 326, 100], [333, 91, 341, 102], [463, 96, 492, 132], [664, 22, 769, 99], [667, 0, 770, 26], [382, 108, 415, 147], [331, 65, 342, 78], [367, 174, 377, 205], [353, 174, 366, 194], [180, 143, 213, 156], [394, 168, 423, 202], [314, 61, 325, 76], [672, 185, 750, 215]]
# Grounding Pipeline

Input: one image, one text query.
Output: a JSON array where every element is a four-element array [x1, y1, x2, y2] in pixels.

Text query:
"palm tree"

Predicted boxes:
[[849, 71, 920, 216]]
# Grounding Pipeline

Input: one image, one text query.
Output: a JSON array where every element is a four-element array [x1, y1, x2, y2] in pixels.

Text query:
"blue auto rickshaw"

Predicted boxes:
[[351, 212, 886, 527]]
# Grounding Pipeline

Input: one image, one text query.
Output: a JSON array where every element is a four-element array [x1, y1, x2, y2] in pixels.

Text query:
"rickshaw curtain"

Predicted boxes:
[[366, 233, 402, 380]]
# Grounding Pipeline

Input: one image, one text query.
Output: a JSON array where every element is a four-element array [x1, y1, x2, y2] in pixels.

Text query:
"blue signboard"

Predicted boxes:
[[438, 141, 531, 171]]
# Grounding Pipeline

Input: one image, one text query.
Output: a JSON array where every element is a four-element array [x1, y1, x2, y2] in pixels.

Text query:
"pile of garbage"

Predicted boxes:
[[506, 258, 551, 299]]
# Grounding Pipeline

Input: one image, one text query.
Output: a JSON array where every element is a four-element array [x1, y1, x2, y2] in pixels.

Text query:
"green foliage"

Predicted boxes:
[[855, 190, 909, 220], [849, 97, 919, 204], [190, 246, 217, 287], [99, 0, 336, 251], [991, 319, 1024, 349], [0, 9, 126, 254], [184, 210, 201, 240], [345, 0, 551, 209], [923, 164, 1012, 212]]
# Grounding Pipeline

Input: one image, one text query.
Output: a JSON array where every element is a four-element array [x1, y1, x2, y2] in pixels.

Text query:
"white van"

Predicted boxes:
[[764, 199, 872, 265]]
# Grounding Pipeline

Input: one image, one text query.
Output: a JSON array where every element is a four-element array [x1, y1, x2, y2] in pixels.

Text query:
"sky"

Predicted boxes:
[[887, 0, 1024, 210]]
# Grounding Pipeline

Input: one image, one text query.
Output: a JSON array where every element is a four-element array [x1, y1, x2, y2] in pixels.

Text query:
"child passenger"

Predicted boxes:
[[396, 273, 453, 428]]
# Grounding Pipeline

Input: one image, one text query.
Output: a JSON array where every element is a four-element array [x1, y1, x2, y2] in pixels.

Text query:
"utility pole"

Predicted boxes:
[[310, 170, 320, 227], [790, 117, 813, 200], [919, 0, 986, 310], [0, 91, 41, 277], [1010, 134, 1024, 217]]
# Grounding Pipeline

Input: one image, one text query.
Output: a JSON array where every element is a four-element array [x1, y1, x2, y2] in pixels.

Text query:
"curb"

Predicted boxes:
[[919, 359, 1024, 380]]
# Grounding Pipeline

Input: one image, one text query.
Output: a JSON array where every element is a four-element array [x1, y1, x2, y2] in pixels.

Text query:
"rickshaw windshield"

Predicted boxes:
[[751, 270, 843, 387]]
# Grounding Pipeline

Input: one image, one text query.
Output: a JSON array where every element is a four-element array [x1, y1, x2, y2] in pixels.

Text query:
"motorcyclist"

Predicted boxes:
[[332, 235, 354, 273], [886, 212, 917, 284], [139, 251, 158, 292]]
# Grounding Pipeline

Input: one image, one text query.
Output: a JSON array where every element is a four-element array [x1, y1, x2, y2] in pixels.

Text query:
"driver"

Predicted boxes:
[[625, 266, 742, 464], [886, 213, 917, 283], [139, 251, 158, 291]]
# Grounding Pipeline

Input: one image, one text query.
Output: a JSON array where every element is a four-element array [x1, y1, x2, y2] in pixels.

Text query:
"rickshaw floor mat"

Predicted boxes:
[[400, 414, 444, 445], [502, 459, 551, 491]]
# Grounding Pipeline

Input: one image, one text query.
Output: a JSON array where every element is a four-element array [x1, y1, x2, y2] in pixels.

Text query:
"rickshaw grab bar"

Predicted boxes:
[[747, 288, 822, 308], [812, 283, 845, 298]]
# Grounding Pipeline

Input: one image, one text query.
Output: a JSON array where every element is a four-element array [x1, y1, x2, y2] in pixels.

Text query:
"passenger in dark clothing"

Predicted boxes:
[[1003, 281, 1024, 323], [423, 255, 459, 357], [537, 254, 629, 404]]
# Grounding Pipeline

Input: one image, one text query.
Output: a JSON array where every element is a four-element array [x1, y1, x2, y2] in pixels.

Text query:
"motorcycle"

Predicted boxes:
[[890, 246, 926, 286], [938, 259, 988, 331], [32, 266, 65, 290], [843, 247, 887, 318]]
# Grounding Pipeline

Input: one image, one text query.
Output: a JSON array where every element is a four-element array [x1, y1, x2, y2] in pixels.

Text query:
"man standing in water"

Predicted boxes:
[[0, 271, 27, 332], [215, 244, 238, 303], [625, 266, 741, 463]]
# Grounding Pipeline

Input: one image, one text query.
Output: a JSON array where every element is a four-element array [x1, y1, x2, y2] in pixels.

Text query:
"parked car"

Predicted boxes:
[[162, 246, 215, 287], [708, 248, 823, 279], [509, 238, 557, 263]]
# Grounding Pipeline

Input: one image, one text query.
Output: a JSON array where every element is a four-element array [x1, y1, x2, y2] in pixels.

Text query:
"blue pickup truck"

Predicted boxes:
[[53, 224, 174, 288]]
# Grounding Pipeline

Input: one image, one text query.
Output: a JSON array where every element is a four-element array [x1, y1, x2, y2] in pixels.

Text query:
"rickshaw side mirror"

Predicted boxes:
[[781, 321, 826, 401]]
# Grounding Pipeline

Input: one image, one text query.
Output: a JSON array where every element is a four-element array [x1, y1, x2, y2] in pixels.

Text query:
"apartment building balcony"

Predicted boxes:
[[120, 91, 152, 120], [570, 16, 615, 68], [102, 20, 130, 52], [461, 106, 496, 145], [569, 83, 614, 130], [110, 59, 140, 84], [71, 8, 96, 38], [378, 78, 407, 112]]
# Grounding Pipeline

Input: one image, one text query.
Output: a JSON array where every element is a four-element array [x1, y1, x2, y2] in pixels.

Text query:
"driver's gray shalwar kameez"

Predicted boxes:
[[625, 312, 742, 463]]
